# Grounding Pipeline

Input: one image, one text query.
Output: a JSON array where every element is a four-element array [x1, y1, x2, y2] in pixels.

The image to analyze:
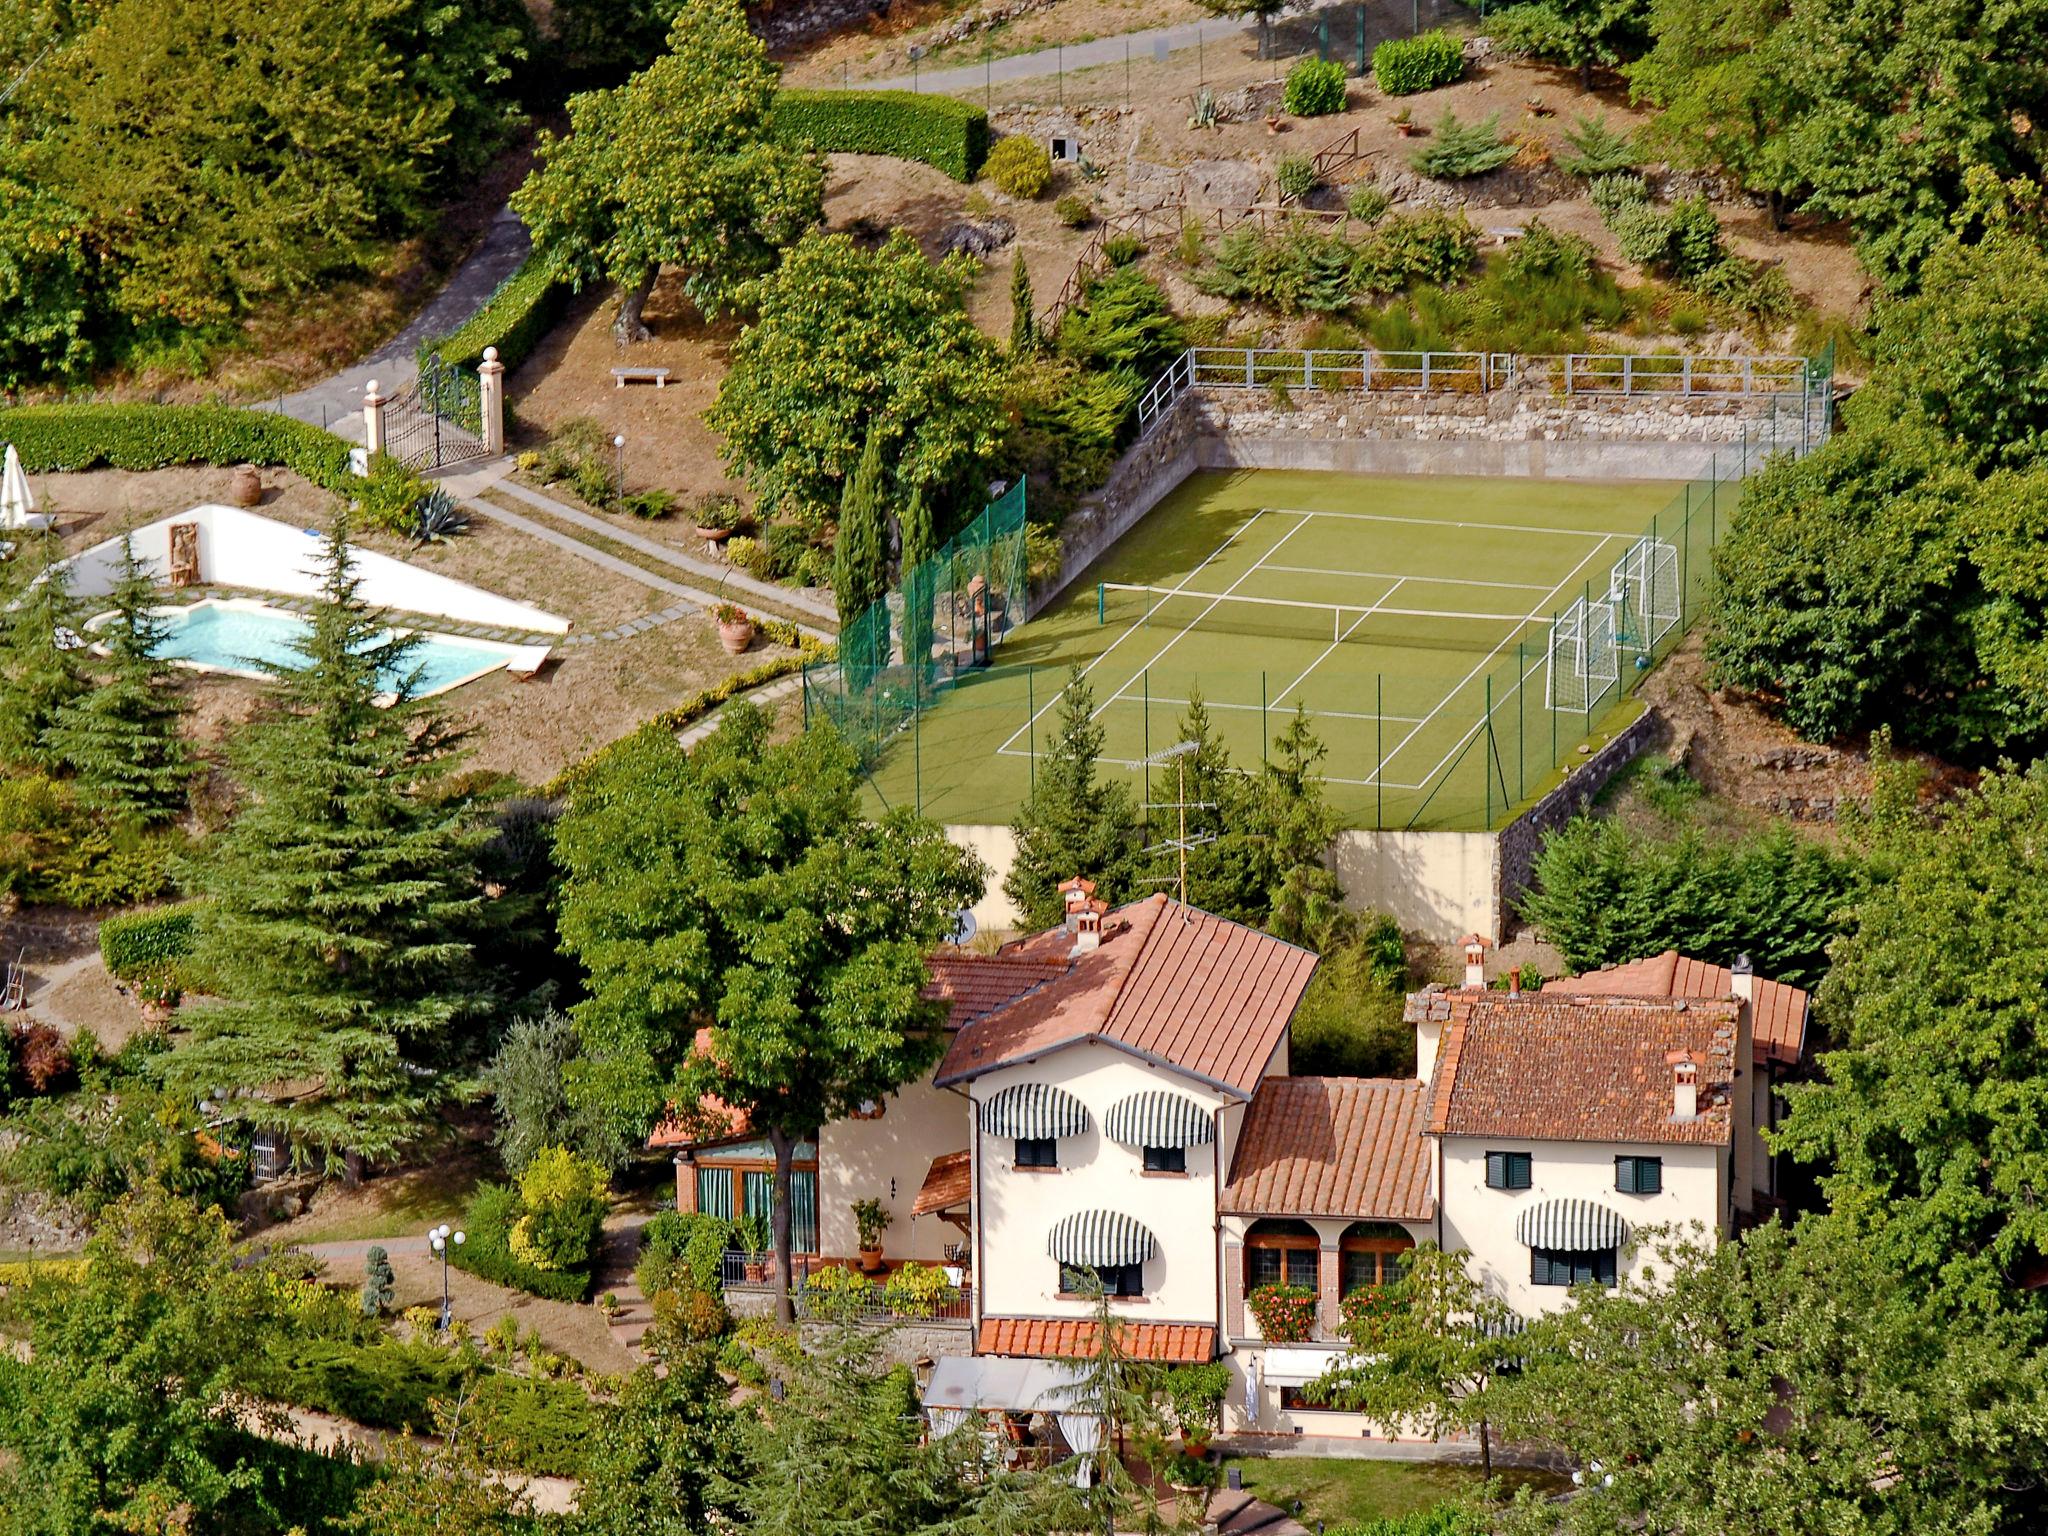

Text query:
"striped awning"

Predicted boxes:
[[1104, 1090, 1214, 1149], [982, 1082, 1089, 1141], [1047, 1210, 1155, 1268], [1514, 1198, 1629, 1251]]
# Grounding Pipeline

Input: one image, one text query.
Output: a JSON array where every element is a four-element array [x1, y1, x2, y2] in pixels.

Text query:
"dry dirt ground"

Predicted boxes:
[[781, 0, 1212, 84]]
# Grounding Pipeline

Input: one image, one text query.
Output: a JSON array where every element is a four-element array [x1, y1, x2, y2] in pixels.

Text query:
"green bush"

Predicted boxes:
[[467, 1373, 596, 1477], [1503, 219, 1596, 285], [983, 135, 1053, 198], [0, 775, 179, 909], [1275, 155, 1319, 202], [1347, 181, 1391, 224], [802, 1264, 878, 1320], [1410, 112, 1516, 179], [0, 404, 353, 491], [1284, 56, 1348, 117], [1556, 113, 1639, 177], [423, 255, 569, 374], [1372, 29, 1465, 95], [264, 1337, 471, 1434], [98, 901, 203, 980], [449, 1181, 595, 1303], [1054, 193, 1092, 228], [772, 89, 990, 181], [641, 1209, 733, 1293], [1588, 171, 1649, 218]]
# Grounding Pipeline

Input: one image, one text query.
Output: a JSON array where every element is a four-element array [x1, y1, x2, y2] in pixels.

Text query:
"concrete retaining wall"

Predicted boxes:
[[1331, 829, 1500, 937]]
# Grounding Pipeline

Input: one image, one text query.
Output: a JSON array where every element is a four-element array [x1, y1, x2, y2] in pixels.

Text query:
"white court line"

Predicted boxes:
[[993, 509, 1268, 757], [1259, 563, 1555, 592], [1257, 505, 1647, 541], [1271, 576, 1406, 710], [1375, 529, 1627, 790], [1095, 514, 1316, 716]]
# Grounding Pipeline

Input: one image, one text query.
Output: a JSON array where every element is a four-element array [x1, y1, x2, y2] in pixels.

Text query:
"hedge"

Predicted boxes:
[[773, 89, 990, 181], [0, 404, 355, 491], [449, 1181, 595, 1303], [98, 901, 203, 981], [1373, 29, 1466, 95], [467, 1374, 596, 1477], [420, 254, 572, 374]]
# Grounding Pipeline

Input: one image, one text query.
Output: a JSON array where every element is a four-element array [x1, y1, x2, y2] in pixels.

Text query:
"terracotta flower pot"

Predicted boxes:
[[228, 465, 263, 507], [139, 1000, 175, 1029], [858, 1245, 884, 1273], [695, 525, 732, 544], [717, 615, 755, 655], [743, 1258, 767, 1284]]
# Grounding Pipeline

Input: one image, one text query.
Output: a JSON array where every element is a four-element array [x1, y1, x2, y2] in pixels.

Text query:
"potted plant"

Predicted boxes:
[[693, 492, 739, 544], [1163, 1360, 1228, 1456], [1246, 1281, 1318, 1343], [137, 972, 181, 1029], [713, 601, 755, 655], [598, 1291, 621, 1323], [735, 1212, 772, 1283], [851, 1198, 892, 1272], [1391, 106, 1420, 137]]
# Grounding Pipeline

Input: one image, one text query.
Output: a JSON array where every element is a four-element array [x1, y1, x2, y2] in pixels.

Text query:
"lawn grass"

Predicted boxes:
[[1230, 1456, 1559, 1528], [261, 1148, 492, 1247]]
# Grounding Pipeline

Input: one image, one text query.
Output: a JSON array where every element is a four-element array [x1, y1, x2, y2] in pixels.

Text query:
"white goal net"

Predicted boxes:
[[1546, 595, 1619, 712], [1606, 537, 1680, 651]]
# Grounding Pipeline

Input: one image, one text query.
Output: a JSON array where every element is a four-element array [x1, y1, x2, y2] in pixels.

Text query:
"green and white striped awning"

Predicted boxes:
[[1515, 1198, 1629, 1251], [981, 1082, 1089, 1141], [1103, 1090, 1213, 1148], [1047, 1209, 1156, 1268]]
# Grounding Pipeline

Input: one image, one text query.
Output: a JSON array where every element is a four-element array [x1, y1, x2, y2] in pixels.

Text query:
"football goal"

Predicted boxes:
[[1546, 595, 1619, 712], [1606, 537, 1680, 651]]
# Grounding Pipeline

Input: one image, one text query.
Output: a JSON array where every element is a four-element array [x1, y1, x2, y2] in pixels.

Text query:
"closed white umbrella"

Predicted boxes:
[[1, 444, 52, 531]]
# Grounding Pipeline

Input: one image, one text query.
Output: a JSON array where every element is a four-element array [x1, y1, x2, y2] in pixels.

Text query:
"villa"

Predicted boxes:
[[653, 885, 1811, 1440]]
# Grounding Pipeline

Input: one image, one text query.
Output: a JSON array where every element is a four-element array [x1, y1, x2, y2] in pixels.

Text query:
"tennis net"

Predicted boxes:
[[1097, 582, 1541, 657]]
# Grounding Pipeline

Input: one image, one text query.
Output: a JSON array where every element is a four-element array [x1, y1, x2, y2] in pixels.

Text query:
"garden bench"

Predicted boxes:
[[612, 366, 671, 389]]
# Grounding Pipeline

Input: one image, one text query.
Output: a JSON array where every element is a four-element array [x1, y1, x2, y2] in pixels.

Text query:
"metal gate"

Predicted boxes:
[[383, 353, 489, 471]]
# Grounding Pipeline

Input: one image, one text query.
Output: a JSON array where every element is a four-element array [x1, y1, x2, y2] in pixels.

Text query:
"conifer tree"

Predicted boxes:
[[899, 485, 936, 683], [833, 424, 889, 633], [161, 518, 487, 1173], [0, 533, 87, 770], [48, 536, 193, 825], [1009, 257, 1037, 355], [1255, 703, 1351, 948], [1156, 688, 1267, 924], [1004, 665, 1142, 929]]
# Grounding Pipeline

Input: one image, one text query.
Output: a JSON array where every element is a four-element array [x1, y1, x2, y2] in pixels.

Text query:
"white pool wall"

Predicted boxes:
[[59, 505, 570, 636]]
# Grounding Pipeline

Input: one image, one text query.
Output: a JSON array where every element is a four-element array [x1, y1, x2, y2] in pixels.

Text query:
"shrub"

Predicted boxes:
[[1275, 154, 1319, 202], [1328, 1510, 1486, 1536], [1284, 56, 1348, 117], [1372, 29, 1465, 95], [450, 1181, 595, 1303], [1161, 1361, 1231, 1435], [264, 1337, 472, 1434], [772, 89, 990, 181], [882, 1261, 961, 1318], [1503, 220, 1596, 285], [10, 1023, 73, 1095], [647, 1283, 729, 1352], [1054, 193, 1092, 228], [1667, 195, 1723, 281], [802, 1264, 878, 1321], [506, 1146, 609, 1273], [641, 1210, 733, 1293], [620, 488, 676, 520], [1102, 233, 1146, 267], [98, 901, 202, 980], [1610, 201, 1676, 269], [1410, 112, 1516, 179], [1588, 171, 1649, 218], [1556, 113, 1639, 177], [1692, 256, 1796, 324], [1355, 208, 1481, 292], [421, 255, 568, 374], [1347, 181, 1391, 225], [466, 1374, 596, 1477], [0, 404, 353, 492], [983, 136, 1053, 199], [1246, 1282, 1318, 1342]]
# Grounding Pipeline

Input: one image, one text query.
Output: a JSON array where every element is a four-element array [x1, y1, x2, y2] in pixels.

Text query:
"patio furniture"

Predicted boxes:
[[612, 366, 671, 389]]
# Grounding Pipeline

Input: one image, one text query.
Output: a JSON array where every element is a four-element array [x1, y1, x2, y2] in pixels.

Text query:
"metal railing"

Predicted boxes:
[[719, 1249, 829, 1290], [1555, 352, 1808, 397], [792, 1273, 976, 1325]]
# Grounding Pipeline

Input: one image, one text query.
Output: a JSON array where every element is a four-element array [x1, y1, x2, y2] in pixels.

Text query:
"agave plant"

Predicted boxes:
[[411, 487, 470, 544]]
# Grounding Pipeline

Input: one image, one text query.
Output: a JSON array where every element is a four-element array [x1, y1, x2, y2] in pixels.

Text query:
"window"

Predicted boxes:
[[1531, 1247, 1617, 1287], [1615, 1156, 1663, 1195], [1142, 1145, 1186, 1174], [1279, 1385, 1359, 1413], [1339, 1222, 1414, 1294], [1244, 1218, 1320, 1291], [1015, 1136, 1058, 1169], [1061, 1262, 1143, 1297], [1485, 1151, 1532, 1190], [694, 1161, 820, 1253]]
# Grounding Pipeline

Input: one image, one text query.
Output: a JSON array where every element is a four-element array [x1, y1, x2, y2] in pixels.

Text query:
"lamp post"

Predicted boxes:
[[612, 435, 626, 508], [428, 1222, 465, 1331]]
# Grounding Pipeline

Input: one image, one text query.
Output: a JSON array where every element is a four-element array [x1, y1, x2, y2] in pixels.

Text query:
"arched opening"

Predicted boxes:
[[1339, 1221, 1414, 1294], [1244, 1217, 1319, 1292]]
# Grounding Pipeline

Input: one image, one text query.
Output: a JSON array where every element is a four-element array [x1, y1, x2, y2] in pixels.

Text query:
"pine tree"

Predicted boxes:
[[0, 533, 88, 771], [1161, 688, 1268, 924], [1254, 703, 1351, 948], [1004, 665, 1142, 929], [47, 537, 193, 825], [899, 485, 936, 685], [361, 1245, 395, 1316], [1009, 256, 1037, 355], [160, 517, 488, 1173], [833, 425, 889, 634]]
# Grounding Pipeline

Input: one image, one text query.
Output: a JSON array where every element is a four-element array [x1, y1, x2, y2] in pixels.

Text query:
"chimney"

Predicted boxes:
[[1459, 934, 1490, 990], [1072, 901, 1105, 956], [1729, 953, 1755, 1003], [1667, 1050, 1699, 1121], [1507, 966, 1522, 1000], [1059, 876, 1097, 934]]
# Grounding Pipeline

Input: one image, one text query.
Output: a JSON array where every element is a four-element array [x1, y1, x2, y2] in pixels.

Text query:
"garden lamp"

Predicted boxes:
[[428, 1222, 465, 1330]]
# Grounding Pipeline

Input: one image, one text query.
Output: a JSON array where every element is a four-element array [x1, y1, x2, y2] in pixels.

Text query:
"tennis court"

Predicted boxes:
[[852, 467, 1738, 830]]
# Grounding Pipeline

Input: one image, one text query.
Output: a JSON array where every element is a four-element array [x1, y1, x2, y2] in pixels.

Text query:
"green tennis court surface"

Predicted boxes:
[[856, 468, 1734, 831]]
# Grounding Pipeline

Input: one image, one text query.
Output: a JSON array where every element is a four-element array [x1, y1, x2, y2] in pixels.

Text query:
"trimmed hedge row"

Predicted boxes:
[[449, 1182, 595, 1303], [0, 404, 355, 491], [773, 89, 990, 181], [98, 901, 203, 981], [1373, 29, 1466, 95], [420, 254, 572, 374]]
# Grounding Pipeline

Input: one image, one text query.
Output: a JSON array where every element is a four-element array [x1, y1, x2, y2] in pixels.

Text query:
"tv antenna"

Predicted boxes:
[[1141, 740, 1216, 918]]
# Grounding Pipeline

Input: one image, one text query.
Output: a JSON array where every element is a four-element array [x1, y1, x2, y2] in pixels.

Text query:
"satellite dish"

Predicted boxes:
[[947, 909, 978, 946]]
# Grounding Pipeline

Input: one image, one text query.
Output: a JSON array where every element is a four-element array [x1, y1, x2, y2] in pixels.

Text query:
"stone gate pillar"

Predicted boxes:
[[362, 379, 388, 456], [478, 346, 506, 456]]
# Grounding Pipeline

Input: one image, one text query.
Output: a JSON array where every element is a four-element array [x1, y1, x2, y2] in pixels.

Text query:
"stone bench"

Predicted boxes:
[[612, 366, 671, 389]]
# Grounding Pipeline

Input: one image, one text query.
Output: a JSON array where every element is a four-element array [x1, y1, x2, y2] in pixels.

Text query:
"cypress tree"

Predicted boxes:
[[161, 517, 487, 1172], [48, 536, 194, 825], [1010, 256, 1037, 355], [899, 485, 935, 683], [833, 424, 889, 633], [1004, 664, 1142, 929], [0, 534, 88, 771]]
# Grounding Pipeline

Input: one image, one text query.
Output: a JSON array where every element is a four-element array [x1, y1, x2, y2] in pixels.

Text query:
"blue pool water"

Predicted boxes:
[[153, 604, 513, 698]]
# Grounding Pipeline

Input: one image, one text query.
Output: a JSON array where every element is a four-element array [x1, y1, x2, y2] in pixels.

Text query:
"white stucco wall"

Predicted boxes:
[[945, 825, 1021, 931], [973, 1042, 1233, 1329], [817, 1076, 972, 1262], [1438, 1134, 1726, 1316], [58, 505, 570, 634], [1330, 830, 1499, 937]]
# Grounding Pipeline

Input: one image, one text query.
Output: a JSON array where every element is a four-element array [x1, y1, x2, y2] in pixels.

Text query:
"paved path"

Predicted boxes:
[[591, 1212, 654, 1361], [265, 205, 532, 442]]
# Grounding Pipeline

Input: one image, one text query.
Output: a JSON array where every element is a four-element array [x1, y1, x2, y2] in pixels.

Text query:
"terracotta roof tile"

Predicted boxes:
[[1221, 1078, 1434, 1220], [912, 1150, 972, 1215], [976, 1318, 1214, 1363], [1542, 951, 1810, 1065], [1411, 986, 1739, 1146], [936, 895, 1318, 1098], [923, 953, 1071, 1031]]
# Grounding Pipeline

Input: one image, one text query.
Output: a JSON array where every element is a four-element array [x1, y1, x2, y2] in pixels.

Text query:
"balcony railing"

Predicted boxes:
[[717, 1251, 975, 1324]]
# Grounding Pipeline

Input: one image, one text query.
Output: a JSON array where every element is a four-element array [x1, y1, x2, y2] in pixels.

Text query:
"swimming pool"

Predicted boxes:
[[96, 597, 541, 701]]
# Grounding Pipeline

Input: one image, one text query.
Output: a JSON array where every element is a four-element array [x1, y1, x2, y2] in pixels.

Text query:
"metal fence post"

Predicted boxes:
[[1422, 352, 1432, 393], [1027, 665, 1036, 791], [1261, 672, 1269, 767], [1142, 669, 1151, 813], [1516, 642, 1525, 803], [1245, 350, 1255, 388], [1484, 677, 1493, 830], [1375, 674, 1383, 830]]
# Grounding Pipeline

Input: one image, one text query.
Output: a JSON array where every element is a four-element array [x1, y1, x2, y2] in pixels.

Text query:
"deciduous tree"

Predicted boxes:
[[576, 1357, 747, 1536], [1490, 0, 1651, 90]]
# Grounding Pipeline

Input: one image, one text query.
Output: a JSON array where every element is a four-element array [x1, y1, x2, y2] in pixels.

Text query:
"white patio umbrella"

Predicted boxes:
[[1, 443, 53, 531]]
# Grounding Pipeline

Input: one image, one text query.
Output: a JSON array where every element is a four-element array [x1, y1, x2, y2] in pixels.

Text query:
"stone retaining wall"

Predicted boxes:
[[799, 1317, 975, 1366], [1495, 705, 1661, 928]]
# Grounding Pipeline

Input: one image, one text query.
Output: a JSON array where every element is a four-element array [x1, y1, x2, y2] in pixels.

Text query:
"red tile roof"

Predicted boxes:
[[912, 1150, 973, 1215], [923, 953, 1070, 1031], [1221, 1077, 1434, 1220], [977, 1318, 1214, 1363], [1543, 951, 1809, 1065], [936, 894, 1318, 1099], [1413, 986, 1739, 1146]]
